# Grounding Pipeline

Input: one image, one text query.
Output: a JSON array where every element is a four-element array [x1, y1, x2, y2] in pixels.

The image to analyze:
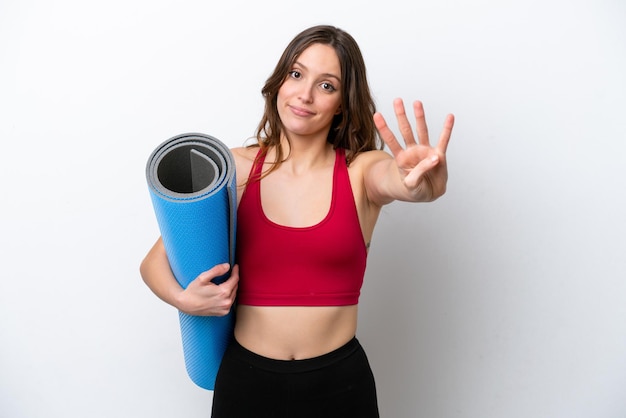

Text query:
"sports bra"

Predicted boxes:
[[235, 147, 367, 306]]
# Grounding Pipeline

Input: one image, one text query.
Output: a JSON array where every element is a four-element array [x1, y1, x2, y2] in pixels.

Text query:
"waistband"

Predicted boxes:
[[228, 337, 361, 374]]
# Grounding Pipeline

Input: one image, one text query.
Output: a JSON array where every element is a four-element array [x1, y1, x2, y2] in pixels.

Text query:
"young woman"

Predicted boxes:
[[140, 24, 454, 417]]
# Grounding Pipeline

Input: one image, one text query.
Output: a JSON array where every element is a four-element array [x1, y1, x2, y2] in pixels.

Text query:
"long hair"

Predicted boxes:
[[252, 25, 382, 172]]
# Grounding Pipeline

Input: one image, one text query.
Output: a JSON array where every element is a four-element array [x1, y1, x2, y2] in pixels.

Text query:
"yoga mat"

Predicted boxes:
[[145, 132, 236, 390]]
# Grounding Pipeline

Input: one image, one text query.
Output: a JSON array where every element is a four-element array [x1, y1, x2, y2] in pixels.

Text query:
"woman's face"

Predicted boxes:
[[276, 43, 342, 140]]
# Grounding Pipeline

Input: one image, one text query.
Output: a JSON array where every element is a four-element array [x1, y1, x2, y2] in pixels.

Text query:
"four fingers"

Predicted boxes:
[[375, 98, 454, 158]]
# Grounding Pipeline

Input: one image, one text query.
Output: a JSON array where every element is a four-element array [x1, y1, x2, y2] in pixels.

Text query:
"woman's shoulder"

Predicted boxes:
[[232, 145, 261, 186], [348, 148, 392, 171], [232, 145, 260, 161]]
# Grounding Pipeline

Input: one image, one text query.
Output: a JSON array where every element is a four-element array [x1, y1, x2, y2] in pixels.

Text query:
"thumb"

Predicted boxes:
[[197, 263, 231, 284], [404, 155, 438, 188]]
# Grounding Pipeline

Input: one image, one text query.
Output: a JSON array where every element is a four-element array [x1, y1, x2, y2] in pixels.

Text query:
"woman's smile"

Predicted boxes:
[[288, 104, 315, 117]]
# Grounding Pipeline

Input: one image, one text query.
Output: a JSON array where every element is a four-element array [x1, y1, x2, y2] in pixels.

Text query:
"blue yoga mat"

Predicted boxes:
[[145, 132, 236, 390]]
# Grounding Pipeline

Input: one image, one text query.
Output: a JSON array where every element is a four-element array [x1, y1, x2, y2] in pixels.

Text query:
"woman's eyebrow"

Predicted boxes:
[[293, 60, 341, 82]]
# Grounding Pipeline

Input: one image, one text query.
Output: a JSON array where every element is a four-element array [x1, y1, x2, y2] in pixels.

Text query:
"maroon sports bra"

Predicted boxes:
[[235, 147, 367, 306]]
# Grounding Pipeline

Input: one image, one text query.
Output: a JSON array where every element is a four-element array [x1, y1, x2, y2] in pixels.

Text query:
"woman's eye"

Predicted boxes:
[[289, 70, 302, 79], [321, 82, 336, 92]]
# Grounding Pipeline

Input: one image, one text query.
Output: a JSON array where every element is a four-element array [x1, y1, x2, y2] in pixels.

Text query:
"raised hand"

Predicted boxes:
[[373, 98, 454, 201]]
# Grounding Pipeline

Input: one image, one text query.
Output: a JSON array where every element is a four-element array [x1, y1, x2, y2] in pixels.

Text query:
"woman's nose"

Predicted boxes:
[[297, 83, 314, 103]]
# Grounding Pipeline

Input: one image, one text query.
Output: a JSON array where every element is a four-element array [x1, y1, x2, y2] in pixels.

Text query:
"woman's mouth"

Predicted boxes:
[[289, 105, 314, 117]]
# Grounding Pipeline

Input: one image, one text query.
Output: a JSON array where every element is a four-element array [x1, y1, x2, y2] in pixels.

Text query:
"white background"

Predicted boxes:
[[1, 0, 625, 417]]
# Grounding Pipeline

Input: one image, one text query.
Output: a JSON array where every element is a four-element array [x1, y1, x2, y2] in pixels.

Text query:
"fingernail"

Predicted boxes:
[[431, 155, 439, 163]]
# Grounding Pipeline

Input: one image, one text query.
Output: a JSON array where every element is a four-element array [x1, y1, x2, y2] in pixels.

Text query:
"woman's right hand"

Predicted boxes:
[[176, 263, 239, 317], [140, 238, 239, 317]]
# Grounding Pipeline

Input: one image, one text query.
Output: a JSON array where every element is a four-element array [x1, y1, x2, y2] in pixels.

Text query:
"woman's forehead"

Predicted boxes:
[[294, 43, 341, 77]]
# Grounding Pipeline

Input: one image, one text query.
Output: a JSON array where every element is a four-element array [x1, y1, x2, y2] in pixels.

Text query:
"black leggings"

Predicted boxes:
[[211, 337, 380, 418]]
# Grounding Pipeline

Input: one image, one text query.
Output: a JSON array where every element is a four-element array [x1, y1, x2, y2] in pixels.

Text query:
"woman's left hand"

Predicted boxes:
[[373, 98, 455, 201]]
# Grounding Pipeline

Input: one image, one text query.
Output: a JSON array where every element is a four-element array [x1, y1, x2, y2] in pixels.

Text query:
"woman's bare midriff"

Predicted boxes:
[[234, 304, 358, 360]]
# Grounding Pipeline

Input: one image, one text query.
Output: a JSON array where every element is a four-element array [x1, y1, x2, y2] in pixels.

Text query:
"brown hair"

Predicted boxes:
[[252, 25, 382, 174]]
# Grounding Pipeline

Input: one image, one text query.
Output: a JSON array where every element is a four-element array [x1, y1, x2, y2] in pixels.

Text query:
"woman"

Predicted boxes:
[[140, 24, 454, 417]]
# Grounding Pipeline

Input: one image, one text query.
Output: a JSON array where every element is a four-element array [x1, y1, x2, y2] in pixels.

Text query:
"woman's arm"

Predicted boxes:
[[140, 146, 250, 316], [364, 98, 455, 206], [139, 237, 238, 316]]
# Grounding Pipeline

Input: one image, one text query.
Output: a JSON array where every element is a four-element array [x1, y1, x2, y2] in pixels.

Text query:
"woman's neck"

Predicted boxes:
[[274, 135, 334, 174]]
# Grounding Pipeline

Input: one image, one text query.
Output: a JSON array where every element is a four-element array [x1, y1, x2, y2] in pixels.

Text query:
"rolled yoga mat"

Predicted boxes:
[[145, 132, 236, 391]]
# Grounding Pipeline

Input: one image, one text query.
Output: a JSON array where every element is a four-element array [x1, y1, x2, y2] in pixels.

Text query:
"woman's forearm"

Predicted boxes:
[[139, 237, 183, 309]]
